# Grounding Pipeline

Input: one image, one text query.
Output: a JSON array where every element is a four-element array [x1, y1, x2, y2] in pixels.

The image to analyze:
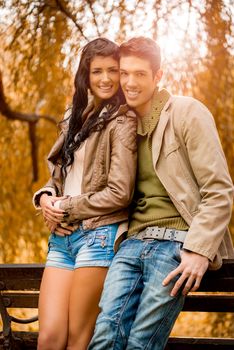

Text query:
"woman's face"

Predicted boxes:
[[89, 55, 120, 104]]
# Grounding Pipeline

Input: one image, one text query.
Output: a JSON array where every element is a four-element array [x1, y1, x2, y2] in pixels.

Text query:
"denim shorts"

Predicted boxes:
[[46, 223, 118, 270]]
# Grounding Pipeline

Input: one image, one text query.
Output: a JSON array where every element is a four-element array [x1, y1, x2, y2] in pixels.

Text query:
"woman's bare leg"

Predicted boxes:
[[37, 267, 73, 350], [67, 267, 108, 350]]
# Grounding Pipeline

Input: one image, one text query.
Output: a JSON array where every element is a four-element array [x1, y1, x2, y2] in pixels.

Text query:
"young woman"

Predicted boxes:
[[33, 38, 137, 350]]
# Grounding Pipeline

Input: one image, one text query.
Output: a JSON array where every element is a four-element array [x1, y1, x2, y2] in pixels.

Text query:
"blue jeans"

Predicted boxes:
[[89, 238, 185, 350]]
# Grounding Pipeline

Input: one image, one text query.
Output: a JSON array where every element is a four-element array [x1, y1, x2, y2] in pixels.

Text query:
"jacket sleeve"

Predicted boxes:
[[180, 99, 233, 261], [32, 178, 58, 209], [32, 114, 69, 209], [59, 115, 137, 222]]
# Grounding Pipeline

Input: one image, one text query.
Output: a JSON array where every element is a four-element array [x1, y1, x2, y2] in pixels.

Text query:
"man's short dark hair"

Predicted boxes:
[[119, 37, 161, 75]]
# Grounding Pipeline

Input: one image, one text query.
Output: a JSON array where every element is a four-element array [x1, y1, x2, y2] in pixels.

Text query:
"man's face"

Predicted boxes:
[[120, 55, 162, 116]]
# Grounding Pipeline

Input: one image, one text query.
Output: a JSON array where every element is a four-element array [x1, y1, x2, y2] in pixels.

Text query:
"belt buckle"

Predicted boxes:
[[142, 227, 155, 240], [158, 227, 166, 237], [169, 229, 176, 241]]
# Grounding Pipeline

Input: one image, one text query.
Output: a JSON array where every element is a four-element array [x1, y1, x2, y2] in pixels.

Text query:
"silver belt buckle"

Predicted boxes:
[[169, 229, 176, 241], [143, 227, 152, 239], [158, 227, 166, 238]]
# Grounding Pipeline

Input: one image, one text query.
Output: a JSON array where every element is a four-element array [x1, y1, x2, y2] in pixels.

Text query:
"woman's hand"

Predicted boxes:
[[54, 224, 74, 236], [44, 219, 57, 233], [45, 220, 74, 236], [40, 194, 74, 236], [40, 193, 66, 225]]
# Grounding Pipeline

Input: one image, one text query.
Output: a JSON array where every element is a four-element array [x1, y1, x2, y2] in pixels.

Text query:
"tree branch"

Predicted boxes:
[[0, 71, 57, 182], [55, 0, 88, 40], [0, 71, 57, 124], [87, 0, 101, 36]]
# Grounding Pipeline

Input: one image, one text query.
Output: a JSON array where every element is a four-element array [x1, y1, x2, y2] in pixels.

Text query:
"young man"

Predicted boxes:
[[89, 37, 234, 350]]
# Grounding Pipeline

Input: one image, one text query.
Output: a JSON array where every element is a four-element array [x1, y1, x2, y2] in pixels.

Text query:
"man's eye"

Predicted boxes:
[[120, 72, 127, 76]]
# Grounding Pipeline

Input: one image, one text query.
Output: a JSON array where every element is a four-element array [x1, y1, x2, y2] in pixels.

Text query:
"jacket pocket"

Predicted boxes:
[[164, 141, 180, 157]]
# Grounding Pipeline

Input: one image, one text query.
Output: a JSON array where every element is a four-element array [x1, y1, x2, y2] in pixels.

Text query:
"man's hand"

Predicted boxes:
[[162, 250, 209, 297]]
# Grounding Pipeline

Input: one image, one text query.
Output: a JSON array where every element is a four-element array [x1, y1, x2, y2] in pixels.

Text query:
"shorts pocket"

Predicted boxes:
[[85, 225, 118, 252], [47, 234, 54, 253], [47, 233, 65, 250], [86, 228, 109, 248], [47, 242, 51, 254], [86, 232, 96, 247], [95, 232, 108, 249]]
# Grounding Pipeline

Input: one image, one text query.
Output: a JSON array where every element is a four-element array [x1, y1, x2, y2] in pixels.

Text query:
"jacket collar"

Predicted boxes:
[[98, 103, 135, 122]]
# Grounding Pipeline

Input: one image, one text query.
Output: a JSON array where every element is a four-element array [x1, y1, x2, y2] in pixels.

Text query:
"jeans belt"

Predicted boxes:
[[135, 226, 187, 243]]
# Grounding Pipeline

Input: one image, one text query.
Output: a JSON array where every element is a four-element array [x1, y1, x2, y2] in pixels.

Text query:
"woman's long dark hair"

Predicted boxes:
[[60, 38, 125, 177]]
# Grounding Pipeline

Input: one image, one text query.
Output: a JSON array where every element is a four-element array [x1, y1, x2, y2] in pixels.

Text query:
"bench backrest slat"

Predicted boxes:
[[0, 264, 44, 291], [1, 292, 39, 308], [1, 293, 234, 313], [184, 294, 234, 312]]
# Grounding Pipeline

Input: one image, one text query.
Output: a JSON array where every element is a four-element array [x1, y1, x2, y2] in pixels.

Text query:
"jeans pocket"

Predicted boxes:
[[119, 237, 136, 249], [174, 242, 183, 263]]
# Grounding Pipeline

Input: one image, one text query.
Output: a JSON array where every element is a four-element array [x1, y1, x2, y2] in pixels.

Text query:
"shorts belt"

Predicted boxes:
[[134, 226, 187, 243]]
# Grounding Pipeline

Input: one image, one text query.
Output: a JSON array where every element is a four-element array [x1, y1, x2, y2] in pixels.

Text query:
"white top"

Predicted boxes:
[[54, 140, 86, 209], [64, 140, 86, 196]]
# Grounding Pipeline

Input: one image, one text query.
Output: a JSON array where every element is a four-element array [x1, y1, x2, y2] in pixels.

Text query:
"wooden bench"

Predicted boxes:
[[0, 260, 234, 349]]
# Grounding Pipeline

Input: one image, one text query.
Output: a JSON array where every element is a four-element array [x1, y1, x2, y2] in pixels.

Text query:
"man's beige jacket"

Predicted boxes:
[[145, 95, 233, 269]]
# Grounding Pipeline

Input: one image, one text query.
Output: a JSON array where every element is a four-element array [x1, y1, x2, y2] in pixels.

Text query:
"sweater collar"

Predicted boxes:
[[137, 88, 171, 136]]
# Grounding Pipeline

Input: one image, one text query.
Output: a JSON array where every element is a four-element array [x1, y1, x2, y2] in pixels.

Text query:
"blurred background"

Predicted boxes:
[[0, 0, 233, 337]]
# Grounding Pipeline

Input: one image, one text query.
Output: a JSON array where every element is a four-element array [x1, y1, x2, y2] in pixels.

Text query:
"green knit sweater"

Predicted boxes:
[[128, 89, 189, 236]]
